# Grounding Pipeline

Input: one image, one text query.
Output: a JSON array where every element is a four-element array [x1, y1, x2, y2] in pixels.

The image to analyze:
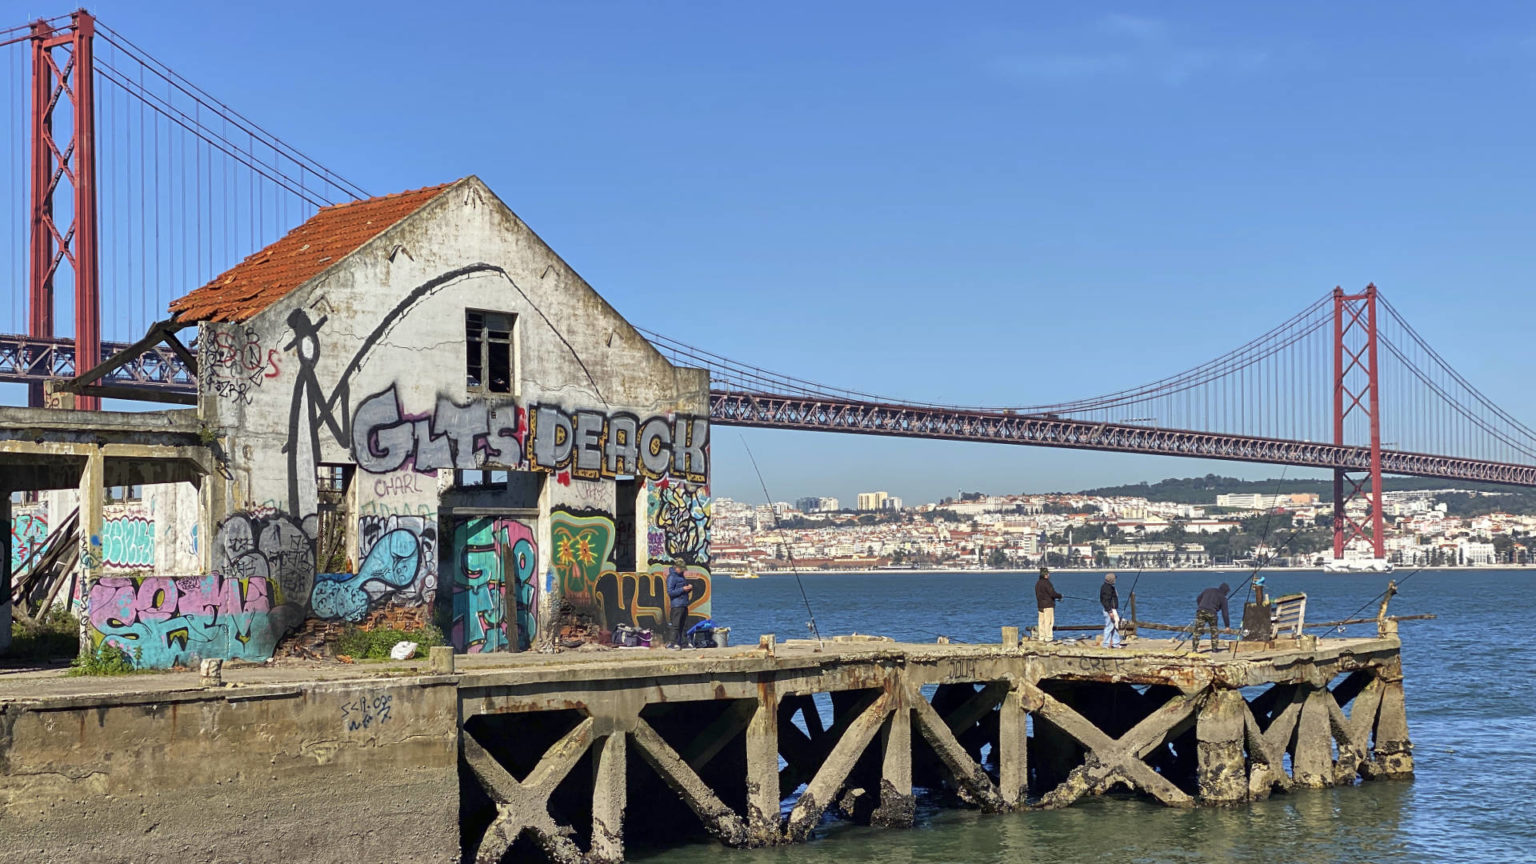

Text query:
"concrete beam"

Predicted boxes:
[[1196, 689, 1247, 804], [911, 687, 1006, 812], [631, 718, 748, 846], [589, 732, 627, 864], [786, 692, 892, 840], [870, 690, 914, 828], [1374, 679, 1414, 778], [462, 717, 593, 864], [1291, 686, 1335, 789], [745, 681, 783, 845], [997, 684, 1030, 809]]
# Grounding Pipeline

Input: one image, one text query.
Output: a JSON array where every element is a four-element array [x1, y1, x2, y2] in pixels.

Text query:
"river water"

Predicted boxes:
[[632, 568, 1534, 864]]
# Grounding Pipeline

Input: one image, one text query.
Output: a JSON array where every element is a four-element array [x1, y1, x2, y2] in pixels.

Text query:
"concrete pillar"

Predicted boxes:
[[589, 732, 627, 864], [1001, 626, 1019, 648], [745, 681, 782, 844], [1374, 680, 1414, 778], [998, 686, 1030, 808], [78, 450, 105, 654], [1, 492, 11, 655], [79, 450, 105, 582], [1291, 686, 1334, 788], [871, 703, 913, 828], [1195, 689, 1247, 804]]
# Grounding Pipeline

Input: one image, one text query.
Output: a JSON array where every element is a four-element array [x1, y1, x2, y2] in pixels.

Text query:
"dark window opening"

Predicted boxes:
[[316, 464, 353, 496], [456, 469, 510, 489], [107, 485, 143, 503], [614, 477, 638, 572], [467, 309, 515, 394]]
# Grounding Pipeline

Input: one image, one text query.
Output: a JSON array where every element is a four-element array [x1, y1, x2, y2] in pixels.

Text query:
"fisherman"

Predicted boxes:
[[1100, 572, 1123, 648], [665, 563, 692, 649], [1035, 566, 1063, 642], [1191, 582, 1231, 652]]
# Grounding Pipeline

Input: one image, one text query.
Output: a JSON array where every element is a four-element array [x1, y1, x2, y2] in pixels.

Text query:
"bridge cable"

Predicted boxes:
[[738, 433, 823, 648]]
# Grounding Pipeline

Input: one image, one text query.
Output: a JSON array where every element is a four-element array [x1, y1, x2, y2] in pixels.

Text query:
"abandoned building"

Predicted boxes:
[[2, 176, 713, 665]]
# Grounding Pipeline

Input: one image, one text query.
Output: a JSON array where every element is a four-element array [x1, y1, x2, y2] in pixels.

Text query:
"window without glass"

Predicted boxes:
[[466, 310, 515, 394]]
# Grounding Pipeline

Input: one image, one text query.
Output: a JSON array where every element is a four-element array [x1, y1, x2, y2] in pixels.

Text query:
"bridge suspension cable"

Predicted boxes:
[[645, 287, 1536, 472], [0, 11, 365, 357]]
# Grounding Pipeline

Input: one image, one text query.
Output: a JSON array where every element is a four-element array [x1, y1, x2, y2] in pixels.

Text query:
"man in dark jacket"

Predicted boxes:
[[1099, 573, 1123, 648], [666, 564, 692, 649], [1035, 567, 1063, 642], [1191, 583, 1230, 652]]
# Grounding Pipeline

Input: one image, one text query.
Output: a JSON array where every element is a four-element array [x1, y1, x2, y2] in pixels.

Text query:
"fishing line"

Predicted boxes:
[[739, 434, 823, 647], [1176, 470, 1292, 648], [911, 628, 970, 644], [1330, 567, 1426, 635], [1226, 467, 1291, 605]]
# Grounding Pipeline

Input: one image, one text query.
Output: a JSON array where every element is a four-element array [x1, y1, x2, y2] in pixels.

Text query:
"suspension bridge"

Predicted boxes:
[[0, 10, 1533, 564]]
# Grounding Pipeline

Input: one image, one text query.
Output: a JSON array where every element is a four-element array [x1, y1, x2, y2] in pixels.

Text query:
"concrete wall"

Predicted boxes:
[[0, 676, 460, 863], [10, 482, 202, 619], [93, 177, 716, 666]]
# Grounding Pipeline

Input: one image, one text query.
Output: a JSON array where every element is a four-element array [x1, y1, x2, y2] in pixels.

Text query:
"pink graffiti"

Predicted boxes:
[[88, 574, 272, 632]]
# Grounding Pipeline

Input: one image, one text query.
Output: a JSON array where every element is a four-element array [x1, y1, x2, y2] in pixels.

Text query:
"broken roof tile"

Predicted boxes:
[[167, 181, 457, 324]]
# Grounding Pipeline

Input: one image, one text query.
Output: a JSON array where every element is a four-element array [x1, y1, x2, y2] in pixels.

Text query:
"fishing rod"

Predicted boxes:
[[1225, 467, 1292, 605], [740, 434, 823, 647], [1328, 566, 1427, 635], [1174, 471, 1293, 649]]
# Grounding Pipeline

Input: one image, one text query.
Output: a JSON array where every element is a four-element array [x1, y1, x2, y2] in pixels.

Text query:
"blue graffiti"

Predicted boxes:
[[512, 536, 536, 650], [311, 528, 421, 621]]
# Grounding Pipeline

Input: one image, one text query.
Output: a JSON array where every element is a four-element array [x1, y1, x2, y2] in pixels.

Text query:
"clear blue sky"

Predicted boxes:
[[12, 1, 1536, 505]]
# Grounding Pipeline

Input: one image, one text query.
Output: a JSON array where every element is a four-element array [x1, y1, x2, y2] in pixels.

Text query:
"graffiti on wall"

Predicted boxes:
[[552, 508, 709, 633], [87, 573, 282, 667], [10, 508, 48, 578], [552, 509, 615, 606], [603, 566, 711, 635], [216, 510, 316, 609], [451, 517, 537, 653], [206, 324, 281, 404], [648, 480, 711, 567], [527, 406, 708, 483], [101, 511, 155, 571], [310, 515, 438, 621], [352, 384, 523, 474]]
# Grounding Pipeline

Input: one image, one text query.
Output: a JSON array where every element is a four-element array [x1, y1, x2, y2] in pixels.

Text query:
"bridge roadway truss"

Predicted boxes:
[[711, 390, 1536, 487], [4, 333, 1535, 487], [0, 334, 191, 393]]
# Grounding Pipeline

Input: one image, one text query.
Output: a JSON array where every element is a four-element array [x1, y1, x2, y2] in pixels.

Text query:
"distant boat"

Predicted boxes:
[[1322, 558, 1394, 574], [729, 570, 759, 580]]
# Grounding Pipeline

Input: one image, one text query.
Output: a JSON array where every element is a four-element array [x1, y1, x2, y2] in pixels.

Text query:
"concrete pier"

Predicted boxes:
[[0, 634, 1412, 863]]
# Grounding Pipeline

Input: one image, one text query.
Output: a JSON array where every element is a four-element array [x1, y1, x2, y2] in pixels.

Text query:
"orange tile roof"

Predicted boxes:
[[168, 182, 457, 323]]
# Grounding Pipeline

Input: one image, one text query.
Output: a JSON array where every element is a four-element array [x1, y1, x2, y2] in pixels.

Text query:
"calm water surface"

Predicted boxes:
[[631, 568, 1535, 864]]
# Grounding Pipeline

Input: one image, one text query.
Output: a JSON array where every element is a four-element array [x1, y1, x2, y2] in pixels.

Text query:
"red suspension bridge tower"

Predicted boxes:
[[26, 9, 98, 409], [1332, 284, 1385, 561]]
